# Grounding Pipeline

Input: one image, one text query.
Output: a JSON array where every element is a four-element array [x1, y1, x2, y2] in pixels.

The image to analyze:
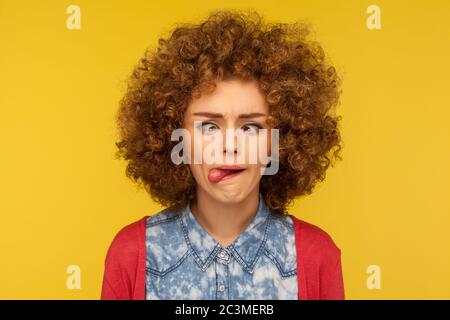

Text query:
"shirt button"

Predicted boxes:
[[218, 250, 229, 260], [217, 283, 226, 292]]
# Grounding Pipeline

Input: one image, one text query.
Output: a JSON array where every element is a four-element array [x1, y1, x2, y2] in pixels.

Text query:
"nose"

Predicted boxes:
[[223, 128, 241, 156]]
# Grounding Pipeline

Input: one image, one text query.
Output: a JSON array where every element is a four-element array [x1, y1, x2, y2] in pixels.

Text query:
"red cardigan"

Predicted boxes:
[[101, 215, 345, 300]]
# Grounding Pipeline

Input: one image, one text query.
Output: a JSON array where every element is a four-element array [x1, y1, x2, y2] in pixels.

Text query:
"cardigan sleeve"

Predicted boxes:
[[295, 219, 345, 300], [318, 241, 345, 300], [100, 217, 147, 300]]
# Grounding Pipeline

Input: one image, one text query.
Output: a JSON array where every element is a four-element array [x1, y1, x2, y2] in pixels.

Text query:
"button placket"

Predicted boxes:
[[215, 249, 229, 299]]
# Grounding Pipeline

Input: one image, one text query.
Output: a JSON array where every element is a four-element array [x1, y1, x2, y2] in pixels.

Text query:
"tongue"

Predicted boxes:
[[208, 169, 234, 183]]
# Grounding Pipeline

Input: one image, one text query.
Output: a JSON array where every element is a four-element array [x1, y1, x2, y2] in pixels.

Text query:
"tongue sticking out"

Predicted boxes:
[[208, 169, 240, 183]]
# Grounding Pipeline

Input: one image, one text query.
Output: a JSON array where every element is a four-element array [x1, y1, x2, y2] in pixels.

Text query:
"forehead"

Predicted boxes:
[[186, 79, 268, 115]]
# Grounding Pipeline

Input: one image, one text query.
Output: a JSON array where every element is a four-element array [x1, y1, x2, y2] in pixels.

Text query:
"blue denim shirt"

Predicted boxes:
[[145, 193, 298, 299]]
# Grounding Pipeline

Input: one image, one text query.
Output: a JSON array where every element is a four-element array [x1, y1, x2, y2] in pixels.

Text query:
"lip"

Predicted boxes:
[[219, 170, 243, 182], [214, 165, 244, 170]]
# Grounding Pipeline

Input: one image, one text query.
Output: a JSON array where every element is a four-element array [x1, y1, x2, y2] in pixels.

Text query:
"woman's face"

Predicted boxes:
[[182, 78, 272, 204]]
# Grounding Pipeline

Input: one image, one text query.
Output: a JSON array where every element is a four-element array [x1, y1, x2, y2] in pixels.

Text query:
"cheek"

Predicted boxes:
[[243, 135, 271, 165], [245, 165, 264, 182], [188, 164, 204, 183], [183, 127, 204, 161]]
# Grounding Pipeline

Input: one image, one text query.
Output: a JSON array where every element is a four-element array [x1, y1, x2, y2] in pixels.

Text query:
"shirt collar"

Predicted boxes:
[[179, 192, 271, 274]]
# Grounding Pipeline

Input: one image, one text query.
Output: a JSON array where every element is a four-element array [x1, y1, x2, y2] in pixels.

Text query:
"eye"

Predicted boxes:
[[197, 122, 219, 135], [242, 123, 262, 135]]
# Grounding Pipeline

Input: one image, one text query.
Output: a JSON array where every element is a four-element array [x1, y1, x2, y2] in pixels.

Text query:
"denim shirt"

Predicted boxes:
[[145, 193, 298, 300]]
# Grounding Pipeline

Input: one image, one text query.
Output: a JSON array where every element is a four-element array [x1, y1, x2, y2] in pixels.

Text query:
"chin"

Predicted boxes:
[[211, 189, 248, 204]]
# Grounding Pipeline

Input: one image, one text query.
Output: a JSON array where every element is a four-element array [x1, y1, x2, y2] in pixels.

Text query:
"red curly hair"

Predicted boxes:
[[115, 9, 343, 215]]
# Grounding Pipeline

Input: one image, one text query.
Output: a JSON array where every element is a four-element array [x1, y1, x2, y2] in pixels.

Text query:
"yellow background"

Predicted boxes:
[[1, 0, 449, 299]]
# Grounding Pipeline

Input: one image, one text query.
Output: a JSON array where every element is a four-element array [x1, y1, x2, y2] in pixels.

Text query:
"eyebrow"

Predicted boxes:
[[192, 112, 267, 119]]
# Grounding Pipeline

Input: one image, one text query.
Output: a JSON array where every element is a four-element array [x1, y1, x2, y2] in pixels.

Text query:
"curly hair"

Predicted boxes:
[[115, 9, 343, 215]]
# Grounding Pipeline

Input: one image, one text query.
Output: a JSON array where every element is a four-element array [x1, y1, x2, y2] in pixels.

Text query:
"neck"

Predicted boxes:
[[190, 187, 260, 248]]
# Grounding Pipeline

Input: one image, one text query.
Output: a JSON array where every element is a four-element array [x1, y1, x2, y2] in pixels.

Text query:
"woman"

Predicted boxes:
[[102, 9, 344, 300]]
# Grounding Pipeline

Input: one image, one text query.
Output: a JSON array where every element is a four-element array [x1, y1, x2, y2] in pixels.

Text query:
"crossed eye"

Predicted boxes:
[[200, 122, 262, 135]]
